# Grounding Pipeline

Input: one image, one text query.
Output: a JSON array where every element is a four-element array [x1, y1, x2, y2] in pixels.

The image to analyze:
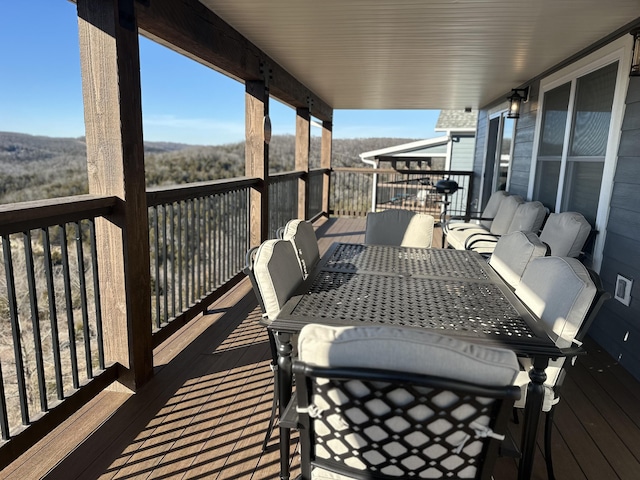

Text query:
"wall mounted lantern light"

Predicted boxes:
[[631, 28, 640, 77], [506, 86, 530, 119]]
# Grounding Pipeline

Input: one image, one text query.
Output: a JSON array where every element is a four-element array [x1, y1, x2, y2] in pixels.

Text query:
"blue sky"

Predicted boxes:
[[1, 0, 440, 146]]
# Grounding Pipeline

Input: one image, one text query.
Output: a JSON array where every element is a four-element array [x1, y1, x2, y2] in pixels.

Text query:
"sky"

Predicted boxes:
[[0, 0, 440, 146]]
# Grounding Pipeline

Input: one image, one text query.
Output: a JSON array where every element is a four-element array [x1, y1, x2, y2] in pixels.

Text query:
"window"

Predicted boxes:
[[533, 62, 617, 225]]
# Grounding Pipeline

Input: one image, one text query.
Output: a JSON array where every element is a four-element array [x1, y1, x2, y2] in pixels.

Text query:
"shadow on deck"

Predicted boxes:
[[3, 217, 640, 480]]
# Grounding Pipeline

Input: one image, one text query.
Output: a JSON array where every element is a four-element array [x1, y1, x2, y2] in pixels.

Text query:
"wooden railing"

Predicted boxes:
[[0, 196, 119, 458], [330, 168, 475, 220], [268, 171, 301, 238], [308, 169, 327, 220], [146, 178, 257, 343]]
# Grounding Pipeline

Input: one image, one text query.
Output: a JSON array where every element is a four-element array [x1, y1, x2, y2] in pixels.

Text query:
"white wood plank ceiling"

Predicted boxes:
[[199, 0, 640, 110]]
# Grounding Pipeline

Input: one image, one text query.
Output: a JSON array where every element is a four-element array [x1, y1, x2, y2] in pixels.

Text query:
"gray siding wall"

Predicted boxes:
[[589, 75, 640, 379], [508, 79, 541, 199], [471, 109, 487, 211], [451, 135, 476, 170]]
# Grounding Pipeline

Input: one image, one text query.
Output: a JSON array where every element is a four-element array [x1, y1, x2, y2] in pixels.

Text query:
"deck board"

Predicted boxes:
[[3, 216, 640, 480]]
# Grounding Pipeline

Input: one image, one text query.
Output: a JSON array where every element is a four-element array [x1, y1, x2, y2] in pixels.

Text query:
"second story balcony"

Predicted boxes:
[[2, 0, 640, 478]]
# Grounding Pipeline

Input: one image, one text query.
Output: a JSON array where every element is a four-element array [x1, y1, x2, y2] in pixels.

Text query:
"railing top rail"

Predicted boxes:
[[309, 168, 330, 176], [146, 176, 260, 206], [0, 194, 117, 236], [332, 167, 474, 176], [269, 170, 304, 182]]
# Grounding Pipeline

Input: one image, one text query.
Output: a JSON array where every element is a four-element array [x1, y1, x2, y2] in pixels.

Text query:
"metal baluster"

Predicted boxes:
[[41, 227, 64, 400], [23, 230, 48, 412], [152, 206, 161, 329], [3, 235, 29, 425], [162, 204, 168, 324], [74, 222, 92, 379], [169, 203, 176, 320], [195, 197, 201, 299], [88, 220, 105, 370], [60, 226, 79, 389], [0, 359, 10, 439], [177, 201, 183, 313], [185, 199, 191, 306]]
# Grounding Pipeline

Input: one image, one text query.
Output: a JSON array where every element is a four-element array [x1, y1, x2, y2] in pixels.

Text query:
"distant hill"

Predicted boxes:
[[0, 131, 417, 204]]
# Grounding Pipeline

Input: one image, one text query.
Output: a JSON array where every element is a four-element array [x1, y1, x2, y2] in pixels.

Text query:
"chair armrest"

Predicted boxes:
[[464, 232, 500, 250]]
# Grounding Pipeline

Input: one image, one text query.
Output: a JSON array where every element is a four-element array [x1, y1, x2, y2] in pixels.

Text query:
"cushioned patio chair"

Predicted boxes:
[[444, 189, 510, 235], [292, 324, 521, 480], [446, 194, 524, 251], [539, 211, 592, 258], [364, 209, 434, 248], [513, 256, 610, 480], [243, 238, 305, 451], [461, 200, 547, 256], [488, 231, 549, 289], [280, 219, 320, 278]]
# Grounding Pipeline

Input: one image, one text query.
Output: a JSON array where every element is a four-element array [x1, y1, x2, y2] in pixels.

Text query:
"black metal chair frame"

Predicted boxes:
[[293, 361, 521, 480], [514, 267, 611, 480], [243, 246, 281, 452]]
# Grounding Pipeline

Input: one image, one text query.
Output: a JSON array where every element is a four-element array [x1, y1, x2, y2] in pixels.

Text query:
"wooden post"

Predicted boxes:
[[246, 79, 270, 245], [76, 0, 153, 390], [321, 120, 333, 217], [295, 107, 310, 219]]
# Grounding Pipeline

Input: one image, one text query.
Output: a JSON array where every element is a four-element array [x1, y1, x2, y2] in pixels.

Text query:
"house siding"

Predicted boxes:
[[508, 80, 540, 199], [589, 76, 640, 380], [471, 109, 487, 210]]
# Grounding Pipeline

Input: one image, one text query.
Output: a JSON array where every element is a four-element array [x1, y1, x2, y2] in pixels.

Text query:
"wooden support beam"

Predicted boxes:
[[295, 107, 310, 219], [134, 0, 333, 122], [321, 120, 333, 217], [77, 0, 153, 390], [246, 80, 269, 245]]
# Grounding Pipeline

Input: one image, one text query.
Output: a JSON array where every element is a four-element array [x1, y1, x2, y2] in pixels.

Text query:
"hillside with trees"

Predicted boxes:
[[0, 131, 417, 204]]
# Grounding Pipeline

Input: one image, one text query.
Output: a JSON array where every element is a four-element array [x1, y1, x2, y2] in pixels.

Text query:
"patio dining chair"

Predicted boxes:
[[488, 230, 549, 289], [443, 189, 510, 235], [538, 211, 592, 258], [460, 200, 547, 257], [280, 219, 320, 278], [243, 238, 305, 451], [513, 256, 610, 480], [292, 324, 521, 480], [364, 208, 435, 248]]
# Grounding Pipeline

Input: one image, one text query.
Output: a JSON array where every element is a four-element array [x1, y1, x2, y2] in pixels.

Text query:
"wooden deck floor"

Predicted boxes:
[[3, 217, 640, 480]]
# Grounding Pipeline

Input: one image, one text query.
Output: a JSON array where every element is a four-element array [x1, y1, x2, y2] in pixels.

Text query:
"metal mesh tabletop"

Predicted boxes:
[[291, 270, 535, 339], [324, 243, 489, 280]]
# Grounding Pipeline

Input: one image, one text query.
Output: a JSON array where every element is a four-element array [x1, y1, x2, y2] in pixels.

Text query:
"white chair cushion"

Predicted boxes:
[[298, 324, 519, 386], [489, 195, 523, 235], [365, 209, 434, 248], [480, 190, 510, 229], [515, 256, 597, 342], [282, 219, 320, 277], [447, 190, 509, 231], [253, 239, 304, 321], [489, 231, 548, 288], [446, 226, 489, 250], [507, 201, 547, 234], [539, 212, 592, 257]]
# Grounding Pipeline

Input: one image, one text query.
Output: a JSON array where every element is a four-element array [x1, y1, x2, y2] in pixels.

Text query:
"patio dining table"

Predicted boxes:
[[269, 242, 575, 480]]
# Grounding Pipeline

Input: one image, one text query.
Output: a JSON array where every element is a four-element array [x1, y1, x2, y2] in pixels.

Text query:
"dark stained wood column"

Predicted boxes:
[[77, 0, 153, 390], [246, 80, 270, 245], [321, 120, 333, 217], [295, 107, 311, 219]]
